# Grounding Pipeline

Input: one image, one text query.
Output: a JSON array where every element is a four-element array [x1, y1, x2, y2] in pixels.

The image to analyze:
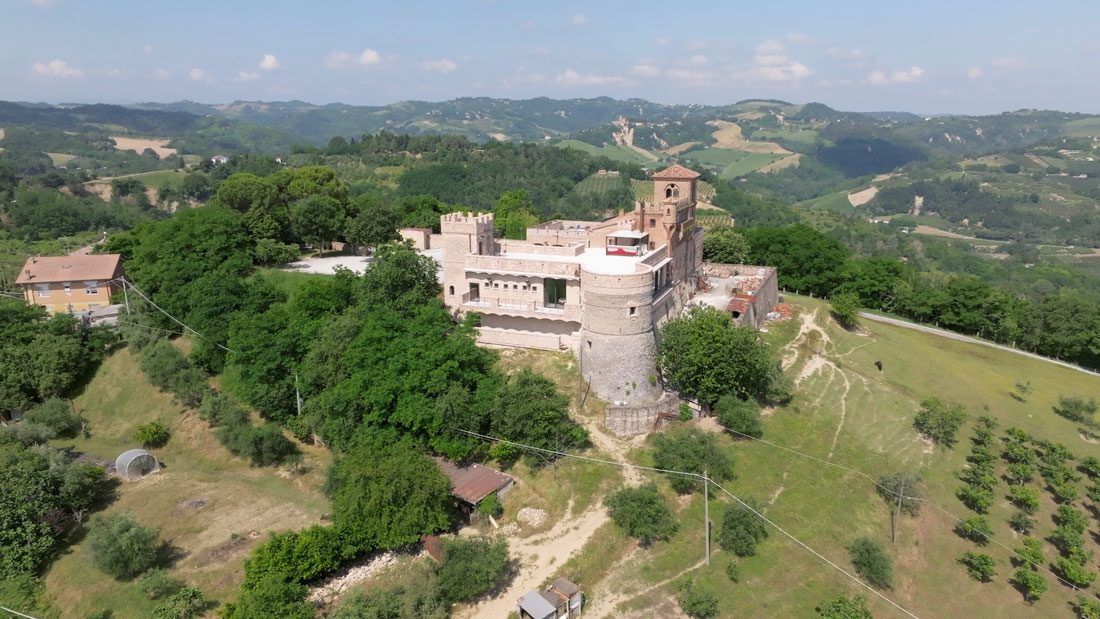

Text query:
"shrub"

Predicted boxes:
[[436, 536, 510, 604], [331, 564, 448, 619], [133, 421, 171, 448], [675, 578, 719, 619], [167, 367, 209, 409], [1010, 568, 1047, 603], [222, 574, 314, 619], [955, 516, 993, 545], [718, 498, 768, 557], [829, 292, 860, 327], [913, 398, 966, 447], [152, 587, 205, 619], [848, 537, 893, 589], [0, 422, 57, 447], [88, 514, 162, 580], [140, 568, 183, 599], [725, 560, 740, 583], [1014, 537, 1045, 569], [23, 398, 82, 437], [242, 525, 350, 589], [1051, 481, 1079, 503], [604, 484, 679, 544], [477, 492, 501, 518], [1009, 511, 1036, 534], [875, 473, 923, 515], [139, 340, 190, 391], [714, 395, 763, 439], [816, 594, 873, 618], [650, 427, 734, 493], [959, 551, 996, 582], [1007, 486, 1040, 514], [957, 484, 994, 513], [216, 422, 299, 467], [678, 403, 694, 422], [199, 391, 250, 426], [1053, 395, 1097, 424], [1080, 457, 1100, 480]]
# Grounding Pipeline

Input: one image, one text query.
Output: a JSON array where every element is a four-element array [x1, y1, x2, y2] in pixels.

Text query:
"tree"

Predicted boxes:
[[959, 551, 996, 582], [1007, 486, 1040, 514], [816, 594, 874, 619], [955, 515, 993, 545], [222, 574, 314, 619], [133, 421, 171, 448], [331, 563, 449, 619], [1009, 511, 1036, 534], [291, 195, 345, 253], [344, 197, 400, 251], [718, 498, 768, 557], [913, 398, 967, 448], [328, 443, 452, 550], [702, 227, 750, 264], [875, 473, 923, 516], [675, 578, 719, 619], [604, 484, 679, 544], [714, 395, 763, 439], [436, 536, 510, 604], [742, 225, 850, 296], [489, 368, 587, 456], [658, 306, 778, 404], [1010, 567, 1047, 603], [88, 514, 162, 580], [494, 190, 539, 240], [359, 241, 441, 318], [957, 484, 994, 513], [1015, 537, 1045, 570], [1054, 395, 1098, 425], [1054, 557, 1097, 589], [848, 538, 893, 589], [1053, 504, 1089, 533], [1074, 596, 1100, 619], [22, 398, 82, 437], [830, 292, 861, 328], [651, 427, 734, 493]]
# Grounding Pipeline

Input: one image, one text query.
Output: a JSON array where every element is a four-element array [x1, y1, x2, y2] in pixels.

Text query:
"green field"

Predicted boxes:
[[558, 139, 656, 164], [1047, 252, 1100, 276], [752, 126, 819, 145], [797, 189, 854, 212], [680, 148, 787, 179], [45, 152, 77, 166], [571, 296, 1100, 618], [1063, 118, 1100, 137], [575, 173, 632, 195]]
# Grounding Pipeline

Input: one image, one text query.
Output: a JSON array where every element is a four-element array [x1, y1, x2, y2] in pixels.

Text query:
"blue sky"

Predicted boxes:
[[4, 0, 1099, 114]]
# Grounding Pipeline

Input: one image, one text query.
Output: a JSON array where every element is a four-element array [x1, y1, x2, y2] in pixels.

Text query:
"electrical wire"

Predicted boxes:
[[118, 277, 234, 353]]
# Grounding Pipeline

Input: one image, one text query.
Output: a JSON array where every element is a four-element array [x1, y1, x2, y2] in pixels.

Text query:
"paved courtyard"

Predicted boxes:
[[282, 249, 444, 276]]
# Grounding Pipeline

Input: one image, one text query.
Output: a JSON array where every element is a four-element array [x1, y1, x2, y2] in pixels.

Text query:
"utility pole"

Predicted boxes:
[[703, 470, 710, 566], [295, 372, 302, 416], [892, 477, 905, 544], [122, 278, 131, 315]]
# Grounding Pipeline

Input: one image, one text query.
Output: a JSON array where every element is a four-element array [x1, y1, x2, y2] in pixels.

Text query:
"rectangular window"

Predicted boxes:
[[649, 218, 656, 227], [36, 283, 51, 298], [63, 282, 72, 296], [543, 278, 567, 309], [84, 280, 99, 294], [469, 282, 480, 301]]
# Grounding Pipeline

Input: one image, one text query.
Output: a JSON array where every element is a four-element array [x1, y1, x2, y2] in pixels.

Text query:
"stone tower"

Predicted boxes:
[[440, 212, 495, 306]]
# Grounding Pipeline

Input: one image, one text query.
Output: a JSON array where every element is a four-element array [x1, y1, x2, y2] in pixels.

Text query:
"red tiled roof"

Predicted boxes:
[[15, 254, 122, 285], [434, 458, 514, 504], [652, 164, 701, 179], [726, 298, 750, 313]]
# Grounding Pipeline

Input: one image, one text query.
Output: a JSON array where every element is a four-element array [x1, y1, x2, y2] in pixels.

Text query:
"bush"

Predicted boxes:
[[848, 537, 893, 589], [222, 573, 314, 619], [216, 422, 299, 467], [959, 551, 996, 582], [23, 398, 82, 437], [714, 395, 763, 439], [1053, 395, 1097, 424], [199, 391, 250, 427], [88, 514, 162, 580], [1007, 486, 1040, 514], [477, 492, 501, 518], [140, 568, 183, 599], [816, 594, 873, 618], [675, 578, 719, 619], [242, 525, 350, 589], [133, 421, 171, 448], [725, 560, 740, 583], [1010, 567, 1047, 603], [1080, 456, 1100, 480], [718, 498, 768, 557], [167, 367, 209, 409], [678, 402, 694, 422], [604, 484, 679, 544], [331, 564, 449, 619], [829, 292, 860, 327], [139, 340, 191, 391], [650, 427, 734, 493], [913, 397, 966, 447], [436, 536, 510, 604], [957, 484, 994, 513], [875, 473, 922, 516], [153, 587, 205, 619], [956, 515, 993, 544]]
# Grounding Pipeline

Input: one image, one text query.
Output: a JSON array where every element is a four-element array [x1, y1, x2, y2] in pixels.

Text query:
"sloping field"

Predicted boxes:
[[586, 297, 1100, 618], [683, 148, 787, 179], [707, 120, 791, 154], [558, 139, 656, 165], [1063, 117, 1100, 137], [575, 173, 631, 195], [110, 136, 177, 158], [757, 153, 802, 173]]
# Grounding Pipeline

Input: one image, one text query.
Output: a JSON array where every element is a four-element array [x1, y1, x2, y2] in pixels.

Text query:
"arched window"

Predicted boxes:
[[664, 184, 679, 198], [449, 285, 455, 295]]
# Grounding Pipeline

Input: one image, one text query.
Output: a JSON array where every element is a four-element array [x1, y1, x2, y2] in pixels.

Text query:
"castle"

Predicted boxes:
[[441, 165, 705, 411]]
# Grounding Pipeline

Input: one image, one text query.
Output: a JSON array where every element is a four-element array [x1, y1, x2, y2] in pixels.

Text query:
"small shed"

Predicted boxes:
[[115, 449, 160, 481], [434, 458, 514, 518]]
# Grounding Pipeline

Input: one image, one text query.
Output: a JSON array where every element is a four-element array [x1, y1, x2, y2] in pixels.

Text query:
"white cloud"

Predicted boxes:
[[733, 40, 811, 83], [152, 68, 170, 79], [684, 39, 708, 51], [665, 68, 714, 82], [260, 53, 280, 71], [554, 69, 624, 86], [188, 67, 207, 82], [786, 33, 822, 45], [632, 64, 661, 77], [236, 71, 260, 82], [966, 67, 983, 79], [421, 58, 458, 74], [826, 46, 865, 60], [31, 59, 82, 78], [570, 13, 587, 25], [652, 36, 670, 47], [690, 54, 708, 65], [325, 48, 382, 69], [142, 43, 154, 55], [866, 66, 924, 85], [533, 46, 550, 56]]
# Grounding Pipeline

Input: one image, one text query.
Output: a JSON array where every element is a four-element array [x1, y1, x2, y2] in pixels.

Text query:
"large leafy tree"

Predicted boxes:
[[436, 536, 511, 604], [702, 227, 750, 264], [604, 484, 679, 543], [489, 368, 587, 455], [291, 195, 345, 252], [328, 443, 452, 550], [742, 225, 850, 296], [359, 241, 441, 318], [344, 196, 400, 250], [658, 306, 776, 404], [718, 498, 769, 557], [650, 427, 733, 494]]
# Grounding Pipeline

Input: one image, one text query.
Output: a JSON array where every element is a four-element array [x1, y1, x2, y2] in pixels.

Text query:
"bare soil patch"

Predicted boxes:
[[706, 120, 791, 154], [111, 136, 177, 158], [758, 153, 802, 173], [663, 141, 699, 155], [847, 186, 879, 207]]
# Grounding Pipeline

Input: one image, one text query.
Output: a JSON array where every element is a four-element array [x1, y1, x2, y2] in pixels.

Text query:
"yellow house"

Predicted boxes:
[[15, 254, 124, 314]]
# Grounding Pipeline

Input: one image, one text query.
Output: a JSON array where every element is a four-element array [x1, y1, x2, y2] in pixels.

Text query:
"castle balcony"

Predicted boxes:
[[605, 230, 648, 257], [460, 294, 580, 322]]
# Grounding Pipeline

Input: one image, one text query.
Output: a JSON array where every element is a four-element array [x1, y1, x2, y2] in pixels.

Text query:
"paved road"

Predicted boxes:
[[858, 312, 1100, 377]]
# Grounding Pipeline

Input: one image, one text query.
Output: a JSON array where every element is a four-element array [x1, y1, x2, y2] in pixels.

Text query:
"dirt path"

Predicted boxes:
[[584, 558, 705, 618]]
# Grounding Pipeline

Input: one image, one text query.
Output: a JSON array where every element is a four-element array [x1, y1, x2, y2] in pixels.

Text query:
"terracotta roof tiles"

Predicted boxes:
[[652, 164, 701, 179], [15, 254, 123, 285]]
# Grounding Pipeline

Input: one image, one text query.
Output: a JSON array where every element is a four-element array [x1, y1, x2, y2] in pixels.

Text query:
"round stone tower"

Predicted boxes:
[[578, 267, 662, 406]]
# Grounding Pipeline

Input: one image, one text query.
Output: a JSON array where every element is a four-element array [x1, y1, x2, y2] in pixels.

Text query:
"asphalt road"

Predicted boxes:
[[858, 312, 1100, 377]]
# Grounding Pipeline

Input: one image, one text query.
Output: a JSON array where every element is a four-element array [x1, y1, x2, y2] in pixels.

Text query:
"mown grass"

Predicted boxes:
[[557, 139, 655, 165], [44, 346, 331, 617], [680, 148, 786, 179], [593, 296, 1100, 618]]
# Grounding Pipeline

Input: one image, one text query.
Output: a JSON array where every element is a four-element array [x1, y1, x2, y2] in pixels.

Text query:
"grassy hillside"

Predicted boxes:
[[574, 296, 1100, 618], [44, 345, 331, 617], [558, 139, 655, 165]]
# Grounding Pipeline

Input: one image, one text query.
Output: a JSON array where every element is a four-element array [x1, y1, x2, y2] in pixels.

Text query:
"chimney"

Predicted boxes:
[[32, 256, 37, 263], [25, 269, 32, 279]]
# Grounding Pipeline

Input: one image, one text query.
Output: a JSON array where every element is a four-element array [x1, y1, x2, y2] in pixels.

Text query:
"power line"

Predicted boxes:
[[454, 428, 921, 618], [708, 419, 1080, 589], [115, 319, 191, 338], [118, 277, 234, 353]]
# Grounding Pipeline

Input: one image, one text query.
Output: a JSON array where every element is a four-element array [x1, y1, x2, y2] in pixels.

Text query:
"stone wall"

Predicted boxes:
[[605, 392, 679, 435]]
